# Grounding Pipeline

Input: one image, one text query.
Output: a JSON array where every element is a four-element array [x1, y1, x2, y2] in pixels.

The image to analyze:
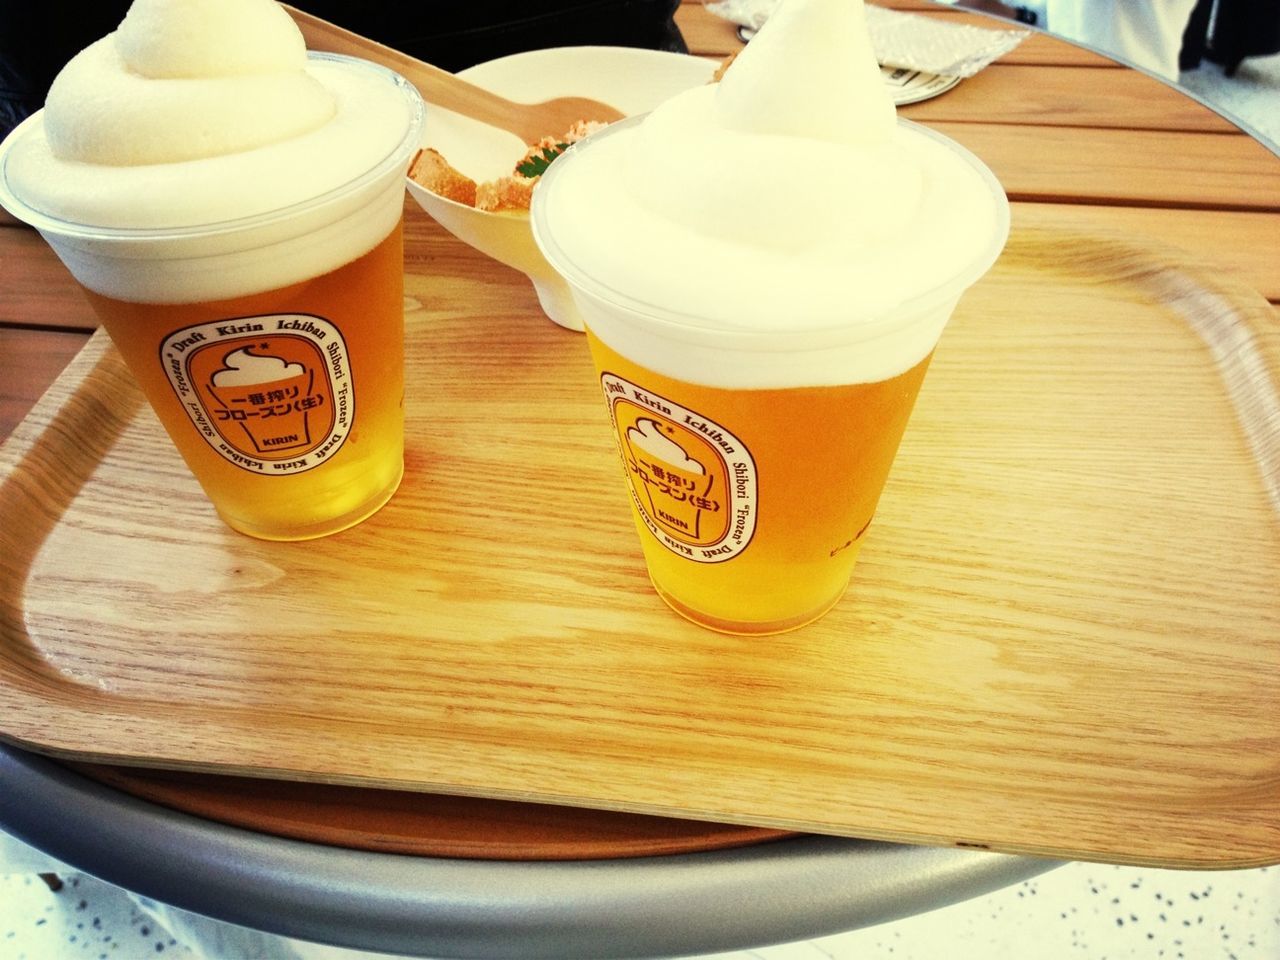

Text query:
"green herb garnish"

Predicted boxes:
[[515, 142, 571, 179]]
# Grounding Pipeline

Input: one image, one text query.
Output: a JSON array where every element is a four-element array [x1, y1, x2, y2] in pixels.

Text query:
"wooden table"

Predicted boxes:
[[2, 1, 1278, 956]]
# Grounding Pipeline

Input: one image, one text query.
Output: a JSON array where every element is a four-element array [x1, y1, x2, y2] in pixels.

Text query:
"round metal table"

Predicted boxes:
[[1, 743, 1058, 959]]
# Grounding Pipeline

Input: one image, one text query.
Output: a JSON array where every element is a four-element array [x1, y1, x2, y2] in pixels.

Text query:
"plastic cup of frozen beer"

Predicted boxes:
[[532, 117, 1009, 635], [0, 54, 425, 541]]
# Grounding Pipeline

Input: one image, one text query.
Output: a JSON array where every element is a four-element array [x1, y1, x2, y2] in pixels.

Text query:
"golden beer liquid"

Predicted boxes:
[[83, 221, 406, 540], [585, 329, 933, 634]]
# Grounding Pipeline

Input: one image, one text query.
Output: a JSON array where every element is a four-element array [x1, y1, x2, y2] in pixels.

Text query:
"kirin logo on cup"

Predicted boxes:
[[160, 314, 355, 474], [602, 372, 757, 563]]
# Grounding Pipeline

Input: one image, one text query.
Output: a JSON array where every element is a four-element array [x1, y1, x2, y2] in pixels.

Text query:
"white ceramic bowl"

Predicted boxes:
[[404, 46, 718, 331]]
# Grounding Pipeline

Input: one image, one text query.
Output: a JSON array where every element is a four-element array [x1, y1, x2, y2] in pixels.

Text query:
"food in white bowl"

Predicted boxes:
[[410, 119, 605, 212], [404, 46, 717, 331]]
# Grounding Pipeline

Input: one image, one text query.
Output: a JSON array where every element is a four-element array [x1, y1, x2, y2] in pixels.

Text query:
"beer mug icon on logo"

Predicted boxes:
[[602, 374, 756, 572], [205, 344, 327, 457], [166, 317, 356, 480], [624, 418, 719, 543]]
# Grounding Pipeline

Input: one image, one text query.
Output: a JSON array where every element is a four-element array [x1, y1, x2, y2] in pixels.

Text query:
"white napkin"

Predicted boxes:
[[704, 0, 1030, 78]]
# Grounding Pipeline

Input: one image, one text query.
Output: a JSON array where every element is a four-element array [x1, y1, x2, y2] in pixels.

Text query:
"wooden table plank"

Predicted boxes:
[[934, 121, 1280, 210], [959, 31, 1117, 68], [673, 4, 756, 58], [902, 64, 1238, 133], [0, 225, 98, 333], [0, 327, 91, 441]]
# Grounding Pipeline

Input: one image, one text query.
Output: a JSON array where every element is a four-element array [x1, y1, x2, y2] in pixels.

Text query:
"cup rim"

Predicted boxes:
[[530, 114, 1011, 344], [0, 53, 425, 243]]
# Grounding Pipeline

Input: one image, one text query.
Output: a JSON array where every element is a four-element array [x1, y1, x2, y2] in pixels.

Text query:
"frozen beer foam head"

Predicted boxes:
[[532, 0, 1009, 389], [715, 0, 894, 146], [0, 0, 425, 304], [211, 348, 307, 388], [43, 0, 336, 166]]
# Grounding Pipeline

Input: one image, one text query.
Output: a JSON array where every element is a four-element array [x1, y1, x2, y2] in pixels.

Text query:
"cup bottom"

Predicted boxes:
[[650, 577, 850, 636], [215, 460, 404, 541]]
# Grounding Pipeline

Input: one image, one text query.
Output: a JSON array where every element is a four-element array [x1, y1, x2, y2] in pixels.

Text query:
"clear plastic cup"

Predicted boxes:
[[532, 116, 1009, 634], [0, 55, 425, 540]]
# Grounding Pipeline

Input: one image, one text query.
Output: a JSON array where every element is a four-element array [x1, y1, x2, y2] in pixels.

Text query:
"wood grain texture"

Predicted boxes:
[[932, 121, 1280, 210], [1011, 204, 1280, 302], [0, 327, 92, 441], [2, 228, 1277, 869], [0, 226, 98, 332], [901, 65, 1239, 133], [68, 762, 792, 859]]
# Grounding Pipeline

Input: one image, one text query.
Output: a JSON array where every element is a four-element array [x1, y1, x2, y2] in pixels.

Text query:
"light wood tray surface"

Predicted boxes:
[[2, 228, 1277, 869]]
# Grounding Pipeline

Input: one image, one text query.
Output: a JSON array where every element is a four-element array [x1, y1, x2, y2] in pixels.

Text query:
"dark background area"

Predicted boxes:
[[0, 0, 686, 139]]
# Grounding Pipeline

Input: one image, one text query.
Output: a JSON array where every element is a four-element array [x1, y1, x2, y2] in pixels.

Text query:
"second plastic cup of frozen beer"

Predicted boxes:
[[534, 115, 1008, 634], [530, 0, 1009, 633], [0, 1, 425, 541]]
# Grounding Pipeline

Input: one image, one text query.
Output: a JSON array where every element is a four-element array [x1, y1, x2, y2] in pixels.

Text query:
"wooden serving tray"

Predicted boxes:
[[2, 227, 1278, 869], [65, 762, 792, 860]]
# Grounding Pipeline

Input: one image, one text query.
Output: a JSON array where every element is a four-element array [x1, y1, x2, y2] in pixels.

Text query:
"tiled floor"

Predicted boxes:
[[4, 11, 1278, 960]]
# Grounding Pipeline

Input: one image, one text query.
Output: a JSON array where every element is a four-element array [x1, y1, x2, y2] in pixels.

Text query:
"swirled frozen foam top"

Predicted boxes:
[[0, 0, 415, 232], [43, 0, 335, 167], [533, 0, 1008, 385], [211, 348, 306, 387]]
